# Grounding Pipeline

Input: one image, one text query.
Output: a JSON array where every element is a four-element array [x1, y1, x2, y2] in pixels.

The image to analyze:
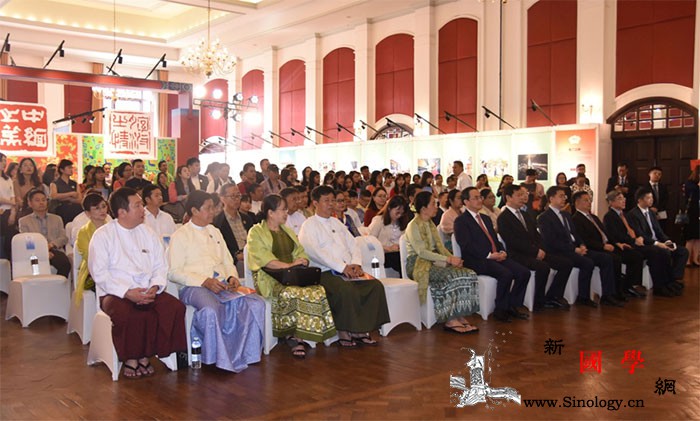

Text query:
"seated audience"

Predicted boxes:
[[299, 186, 390, 347], [165, 165, 194, 222], [478, 188, 501, 231], [404, 191, 480, 334], [88, 187, 186, 379], [538, 186, 622, 307], [142, 184, 177, 240], [13, 158, 43, 214], [168, 191, 264, 372], [84, 166, 110, 200], [214, 183, 254, 277], [238, 162, 257, 195], [156, 171, 170, 203], [363, 187, 388, 226], [455, 187, 530, 322], [554, 172, 573, 213], [187, 157, 208, 192], [570, 172, 593, 201], [368, 195, 409, 276], [18, 189, 71, 278], [74, 193, 110, 302], [626, 187, 688, 296], [111, 162, 132, 191], [497, 184, 569, 311], [439, 189, 462, 236], [280, 187, 306, 235], [247, 194, 336, 358], [124, 159, 153, 192], [50, 159, 83, 224], [0, 153, 17, 259], [262, 164, 287, 196], [522, 169, 545, 215], [248, 183, 264, 215], [496, 174, 514, 208], [571, 191, 643, 301], [334, 190, 361, 237]]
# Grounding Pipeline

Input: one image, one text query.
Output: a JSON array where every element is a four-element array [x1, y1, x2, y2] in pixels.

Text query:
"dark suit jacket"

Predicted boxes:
[[213, 211, 254, 263], [626, 206, 669, 245], [454, 210, 504, 273], [571, 211, 609, 251], [603, 208, 635, 246], [646, 182, 669, 212], [195, 174, 208, 192], [497, 207, 542, 260], [537, 208, 584, 254], [606, 175, 636, 210]]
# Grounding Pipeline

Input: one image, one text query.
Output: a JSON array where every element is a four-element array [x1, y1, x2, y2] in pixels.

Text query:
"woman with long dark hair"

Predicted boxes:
[[496, 174, 514, 208], [391, 172, 408, 198], [419, 171, 434, 193], [0, 153, 17, 259], [50, 159, 83, 224], [13, 158, 42, 212], [363, 187, 388, 227], [84, 166, 111, 200], [368, 195, 410, 276], [300, 166, 313, 187]]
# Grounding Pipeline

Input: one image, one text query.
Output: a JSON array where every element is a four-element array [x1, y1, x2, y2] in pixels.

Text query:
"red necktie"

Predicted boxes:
[[620, 212, 637, 239], [476, 214, 498, 253]]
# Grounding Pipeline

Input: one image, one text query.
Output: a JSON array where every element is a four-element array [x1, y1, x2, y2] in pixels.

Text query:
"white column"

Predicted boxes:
[[502, 0, 524, 129], [481, 0, 502, 131], [263, 47, 278, 146], [304, 34, 323, 143], [578, 0, 606, 124], [354, 21, 372, 140], [413, 5, 436, 136]]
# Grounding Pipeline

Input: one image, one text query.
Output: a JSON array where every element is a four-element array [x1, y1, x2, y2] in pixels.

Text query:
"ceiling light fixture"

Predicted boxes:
[[180, 0, 235, 79]]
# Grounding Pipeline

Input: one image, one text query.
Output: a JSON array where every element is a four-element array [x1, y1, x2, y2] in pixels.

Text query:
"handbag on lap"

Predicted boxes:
[[263, 265, 321, 287]]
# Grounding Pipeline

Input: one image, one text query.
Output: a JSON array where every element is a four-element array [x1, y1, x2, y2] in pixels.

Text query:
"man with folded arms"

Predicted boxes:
[[571, 191, 643, 301], [455, 187, 530, 322], [497, 184, 570, 311], [299, 186, 390, 348], [538, 186, 622, 308], [625, 187, 688, 297], [88, 187, 186, 379]]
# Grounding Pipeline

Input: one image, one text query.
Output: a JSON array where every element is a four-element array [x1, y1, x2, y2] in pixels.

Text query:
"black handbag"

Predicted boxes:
[[675, 198, 692, 225], [263, 265, 321, 287]]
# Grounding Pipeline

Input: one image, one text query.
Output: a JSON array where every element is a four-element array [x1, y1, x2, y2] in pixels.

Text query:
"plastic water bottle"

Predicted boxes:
[[371, 256, 381, 278], [191, 337, 202, 369], [30, 255, 40, 276]]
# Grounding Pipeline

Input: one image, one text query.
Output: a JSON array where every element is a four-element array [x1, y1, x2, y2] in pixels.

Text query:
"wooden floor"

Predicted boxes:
[[1, 268, 698, 420]]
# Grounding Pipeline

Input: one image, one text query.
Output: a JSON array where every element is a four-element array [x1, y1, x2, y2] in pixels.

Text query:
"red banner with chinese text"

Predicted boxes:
[[0, 101, 52, 157], [106, 110, 155, 160]]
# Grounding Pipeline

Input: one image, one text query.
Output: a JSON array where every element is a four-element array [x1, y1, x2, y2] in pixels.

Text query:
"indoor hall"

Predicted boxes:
[[1, 0, 699, 419]]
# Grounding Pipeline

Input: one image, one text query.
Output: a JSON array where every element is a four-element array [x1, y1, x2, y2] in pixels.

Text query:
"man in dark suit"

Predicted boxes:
[[571, 191, 644, 300], [213, 183, 254, 276], [497, 184, 571, 311], [186, 157, 209, 192], [605, 162, 636, 212], [538, 186, 623, 307], [566, 163, 590, 186], [646, 167, 669, 229], [603, 190, 670, 296], [455, 187, 530, 322], [625, 187, 688, 296]]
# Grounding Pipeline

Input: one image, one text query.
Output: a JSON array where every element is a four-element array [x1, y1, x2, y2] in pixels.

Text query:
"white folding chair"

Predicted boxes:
[[590, 267, 602, 300], [355, 235, 421, 336], [87, 289, 179, 381], [243, 246, 336, 353], [496, 234, 536, 311], [6, 233, 70, 327], [64, 221, 75, 256], [451, 234, 497, 320], [546, 268, 580, 305], [641, 261, 652, 289], [66, 250, 96, 344], [0, 258, 10, 295], [165, 282, 195, 365]]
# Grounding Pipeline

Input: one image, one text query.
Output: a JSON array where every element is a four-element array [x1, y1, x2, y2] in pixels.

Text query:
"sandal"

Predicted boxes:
[[352, 334, 378, 346], [123, 363, 142, 379], [138, 361, 155, 376], [443, 324, 479, 334], [337, 338, 357, 348], [286, 337, 307, 359]]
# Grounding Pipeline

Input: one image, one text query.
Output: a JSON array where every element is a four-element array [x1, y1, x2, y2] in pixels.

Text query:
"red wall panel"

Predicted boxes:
[[527, 0, 577, 128], [375, 34, 414, 122], [7, 80, 38, 104], [438, 18, 478, 133], [199, 78, 228, 143], [279, 60, 305, 146], [323, 48, 355, 143], [63, 85, 92, 133], [241, 69, 264, 150], [616, 0, 695, 96]]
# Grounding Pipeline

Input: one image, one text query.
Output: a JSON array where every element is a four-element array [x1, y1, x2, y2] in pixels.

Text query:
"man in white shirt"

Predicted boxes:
[[248, 183, 264, 215], [452, 160, 473, 191], [280, 187, 306, 235], [142, 184, 177, 240], [298, 185, 389, 348], [261, 164, 287, 197], [88, 187, 186, 379]]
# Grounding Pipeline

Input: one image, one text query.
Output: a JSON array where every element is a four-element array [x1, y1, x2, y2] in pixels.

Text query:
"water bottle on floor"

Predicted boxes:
[[191, 337, 202, 369]]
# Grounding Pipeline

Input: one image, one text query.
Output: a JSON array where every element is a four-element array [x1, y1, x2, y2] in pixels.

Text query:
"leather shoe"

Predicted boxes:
[[555, 297, 571, 310], [600, 295, 624, 307], [626, 287, 644, 298], [653, 286, 675, 297], [576, 297, 598, 308], [493, 309, 511, 323], [673, 281, 685, 289], [509, 307, 529, 320]]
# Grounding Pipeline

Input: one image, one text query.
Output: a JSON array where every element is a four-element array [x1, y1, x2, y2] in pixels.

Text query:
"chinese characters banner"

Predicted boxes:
[[106, 110, 155, 160], [0, 101, 52, 157]]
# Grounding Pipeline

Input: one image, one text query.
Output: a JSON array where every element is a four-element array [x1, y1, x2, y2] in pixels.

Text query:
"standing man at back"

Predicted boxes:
[[452, 160, 473, 191]]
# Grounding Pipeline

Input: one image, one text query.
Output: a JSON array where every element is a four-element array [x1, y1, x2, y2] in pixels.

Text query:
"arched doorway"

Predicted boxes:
[[606, 97, 698, 241]]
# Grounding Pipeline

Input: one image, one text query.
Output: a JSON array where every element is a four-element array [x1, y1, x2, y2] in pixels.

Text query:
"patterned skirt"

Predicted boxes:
[[407, 255, 480, 323], [270, 282, 337, 342]]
